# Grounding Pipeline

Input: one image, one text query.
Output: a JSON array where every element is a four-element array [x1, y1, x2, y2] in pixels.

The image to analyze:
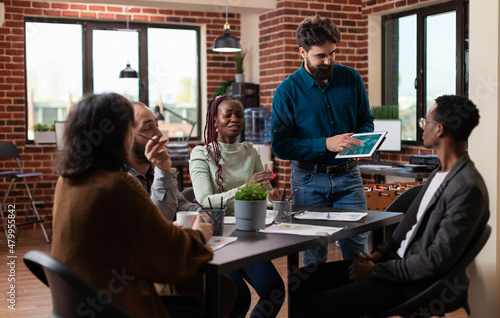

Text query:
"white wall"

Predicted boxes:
[[240, 12, 260, 84], [468, 0, 499, 316], [368, 14, 382, 105]]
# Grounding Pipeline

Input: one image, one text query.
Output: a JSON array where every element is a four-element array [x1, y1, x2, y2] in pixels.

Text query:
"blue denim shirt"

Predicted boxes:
[[271, 63, 374, 165]]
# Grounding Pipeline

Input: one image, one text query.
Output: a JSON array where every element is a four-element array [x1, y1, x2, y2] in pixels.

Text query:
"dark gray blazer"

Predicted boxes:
[[372, 152, 490, 288]]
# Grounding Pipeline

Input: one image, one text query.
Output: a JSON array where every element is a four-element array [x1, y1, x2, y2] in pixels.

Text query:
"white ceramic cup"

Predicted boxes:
[[176, 211, 199, 228]]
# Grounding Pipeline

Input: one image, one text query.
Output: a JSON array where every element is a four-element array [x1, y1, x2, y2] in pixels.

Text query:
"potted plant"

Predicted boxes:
[[233, 181, 269, 231], [34, 123, 56, 144], [234, 51, 245, 83], [215, 79, 235, 96]]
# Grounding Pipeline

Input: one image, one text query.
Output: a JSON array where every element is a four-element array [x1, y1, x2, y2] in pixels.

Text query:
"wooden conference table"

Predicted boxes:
[[202, 208, 403, 318]]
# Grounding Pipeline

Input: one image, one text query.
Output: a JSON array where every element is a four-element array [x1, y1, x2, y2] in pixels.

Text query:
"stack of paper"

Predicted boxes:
[[294, 211, 367, 222], [259, 223, 343, 236]]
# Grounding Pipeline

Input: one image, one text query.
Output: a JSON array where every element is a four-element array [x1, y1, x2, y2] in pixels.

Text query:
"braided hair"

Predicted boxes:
[[204, 95, 243, 192]]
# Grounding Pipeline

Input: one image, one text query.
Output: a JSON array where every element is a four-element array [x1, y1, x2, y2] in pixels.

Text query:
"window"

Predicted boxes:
[[24, 19, 201, 142], [382, 0, 468, 142], [25, 22, 83, 140]]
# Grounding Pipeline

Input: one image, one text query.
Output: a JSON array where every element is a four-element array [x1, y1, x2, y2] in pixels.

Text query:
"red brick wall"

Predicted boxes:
[[0, 0, 439, 230], [0, 0, 240, 231], [262, 0, 435, 191]]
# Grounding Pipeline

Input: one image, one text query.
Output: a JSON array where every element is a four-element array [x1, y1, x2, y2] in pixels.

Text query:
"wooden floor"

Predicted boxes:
[[0, 230, 467, 318]]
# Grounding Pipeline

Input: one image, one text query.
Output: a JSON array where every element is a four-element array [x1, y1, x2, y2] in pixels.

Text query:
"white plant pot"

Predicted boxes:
[[234, 199, 267, 231], [235, 73, 245, 83], [34, 131, 56, 144]]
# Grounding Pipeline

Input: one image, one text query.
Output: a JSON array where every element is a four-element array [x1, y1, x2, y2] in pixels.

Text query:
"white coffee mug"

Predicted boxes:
[[176, 211, 199, 228]]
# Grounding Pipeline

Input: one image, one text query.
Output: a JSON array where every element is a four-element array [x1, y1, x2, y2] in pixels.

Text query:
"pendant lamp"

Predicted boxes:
[[119, 8, 138, 78], [212, 0, 241, 53]]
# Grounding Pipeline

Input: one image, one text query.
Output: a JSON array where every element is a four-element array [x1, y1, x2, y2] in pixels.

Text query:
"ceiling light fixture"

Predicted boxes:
[[119, 7, 138, 78], [212, 0, 241, 53]]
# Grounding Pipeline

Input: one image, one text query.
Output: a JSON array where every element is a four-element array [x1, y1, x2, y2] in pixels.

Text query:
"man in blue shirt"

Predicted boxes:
[[271, 15, 374, 265]]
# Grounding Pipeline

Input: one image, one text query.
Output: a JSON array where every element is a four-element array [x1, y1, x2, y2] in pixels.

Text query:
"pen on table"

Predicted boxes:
[[220, 197, 223, 210], [208, 197, 213, 209]]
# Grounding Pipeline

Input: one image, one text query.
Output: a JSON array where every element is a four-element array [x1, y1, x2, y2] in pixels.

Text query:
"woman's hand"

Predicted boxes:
[[267, 188, 282, 202], [249, 170, 276, 186], [192, 215, 212, 241]]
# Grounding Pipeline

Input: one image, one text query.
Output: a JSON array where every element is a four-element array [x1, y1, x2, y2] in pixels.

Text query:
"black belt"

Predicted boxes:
[[291, 160, 358, 175]]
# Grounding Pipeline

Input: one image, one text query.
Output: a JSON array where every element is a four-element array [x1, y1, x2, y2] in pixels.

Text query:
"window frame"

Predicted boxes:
[[381, 0, 468, 144], [24, 17, 202, 143]]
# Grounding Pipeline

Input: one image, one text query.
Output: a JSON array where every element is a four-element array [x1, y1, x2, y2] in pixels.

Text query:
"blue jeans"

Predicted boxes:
[[290, 164, 368, 265], [226, 261, 285, 318]]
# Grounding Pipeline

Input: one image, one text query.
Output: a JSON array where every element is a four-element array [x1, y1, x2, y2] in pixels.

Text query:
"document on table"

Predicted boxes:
[[259, 223, 343, 236], [294, 211, 368, 222], [207, 236, 238, 251]]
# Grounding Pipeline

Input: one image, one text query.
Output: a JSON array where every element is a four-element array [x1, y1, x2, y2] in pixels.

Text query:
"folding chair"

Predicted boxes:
[[0, 142, 50, 243]]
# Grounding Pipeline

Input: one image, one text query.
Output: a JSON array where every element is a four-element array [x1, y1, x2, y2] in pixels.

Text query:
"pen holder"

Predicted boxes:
[[201, 209, 225, 236], [272, 201, 293, 224]]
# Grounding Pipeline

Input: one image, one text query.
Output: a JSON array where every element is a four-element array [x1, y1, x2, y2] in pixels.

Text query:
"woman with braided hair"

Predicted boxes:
[[190, 95, 285, 318]]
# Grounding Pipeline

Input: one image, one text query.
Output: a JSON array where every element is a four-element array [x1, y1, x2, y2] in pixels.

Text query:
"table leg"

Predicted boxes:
[[204, 273, 222, 318], [372, 228, 384, 250], [287, 252, 299, 318]]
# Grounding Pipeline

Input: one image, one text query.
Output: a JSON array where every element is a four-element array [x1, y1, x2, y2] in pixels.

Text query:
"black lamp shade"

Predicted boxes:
[[213, 29, 241, 53], [119, 64, 138, 78], [154, 106, 165, 120]]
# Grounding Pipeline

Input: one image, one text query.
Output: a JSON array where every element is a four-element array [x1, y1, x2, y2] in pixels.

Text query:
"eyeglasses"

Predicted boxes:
[[418, 118, 440, 129]]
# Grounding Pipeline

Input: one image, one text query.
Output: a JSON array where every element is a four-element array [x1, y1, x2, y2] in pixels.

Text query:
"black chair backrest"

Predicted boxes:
[[375, 224, 491, 317], [181, 187, 195, 203], [385, 184, 425, 213], [23, 251, 134, 318], [0, 142, 20, 159]]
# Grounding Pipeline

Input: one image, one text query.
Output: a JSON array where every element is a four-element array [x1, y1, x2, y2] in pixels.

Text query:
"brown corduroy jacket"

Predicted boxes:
[[51, 169, 213, 318]]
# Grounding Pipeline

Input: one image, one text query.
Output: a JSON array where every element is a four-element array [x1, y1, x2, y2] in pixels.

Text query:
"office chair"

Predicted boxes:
[[181, 187, 195, 203], [382, 184, 425, 241], [385, 183, 425, 213], [24, 250, 206, 318], [0, 142, 50, 243], [24, 250, 134, 318], [372, 224, 491, 318]]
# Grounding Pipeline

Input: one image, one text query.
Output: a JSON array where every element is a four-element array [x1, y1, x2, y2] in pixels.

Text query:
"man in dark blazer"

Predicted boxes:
[[289, 95, 490, 317]]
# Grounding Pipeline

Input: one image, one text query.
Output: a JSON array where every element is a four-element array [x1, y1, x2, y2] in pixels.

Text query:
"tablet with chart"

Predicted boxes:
[[335, 131, 387, 159]]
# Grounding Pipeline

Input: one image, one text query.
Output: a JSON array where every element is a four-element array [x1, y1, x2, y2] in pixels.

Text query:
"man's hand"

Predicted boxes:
[[348, 253, 375, 282], [192, 215, 213, 241], [326, 133, 362, 152], [364, 250, 383, 263], [144, 135, 172, 172]]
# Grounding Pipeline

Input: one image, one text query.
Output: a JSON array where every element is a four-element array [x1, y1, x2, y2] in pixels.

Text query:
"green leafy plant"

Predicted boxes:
[[215, 79, 235, 96], [234, 181, 269, 201], [370, 105, 399, 119], [234, 51, 245, 74], [33, 123, 55, 131]]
